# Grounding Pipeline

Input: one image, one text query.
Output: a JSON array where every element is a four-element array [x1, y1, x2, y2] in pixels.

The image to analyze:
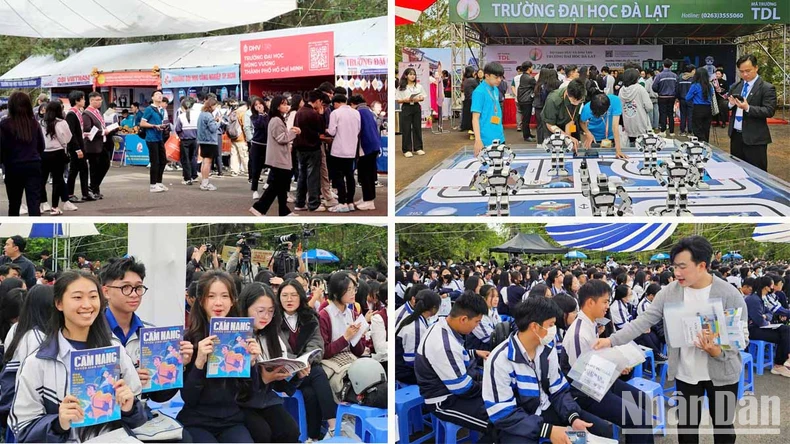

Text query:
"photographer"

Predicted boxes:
[[227, 238, 260, 278], [185, 245, 219, 289], [267, 242, 305, 278]]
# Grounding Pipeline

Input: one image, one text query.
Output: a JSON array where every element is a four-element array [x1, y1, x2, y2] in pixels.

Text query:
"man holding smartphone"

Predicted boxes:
[[140, 90, 170, 192]]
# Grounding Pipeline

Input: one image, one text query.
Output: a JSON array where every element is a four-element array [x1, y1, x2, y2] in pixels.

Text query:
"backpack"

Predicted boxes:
[[490, 320, 512, 349], [517, 73, 535, 104], [226, 111, 241, 140]]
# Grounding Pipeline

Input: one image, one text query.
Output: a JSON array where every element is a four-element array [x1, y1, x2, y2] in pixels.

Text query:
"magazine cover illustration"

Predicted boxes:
[[140, 326, 184, 393], [70, 345, 121, 428], [208, 317, 253, 378]]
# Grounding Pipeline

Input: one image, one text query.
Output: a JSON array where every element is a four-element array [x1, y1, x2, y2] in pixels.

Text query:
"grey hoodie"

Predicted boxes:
[[619, 84, 653, 137]]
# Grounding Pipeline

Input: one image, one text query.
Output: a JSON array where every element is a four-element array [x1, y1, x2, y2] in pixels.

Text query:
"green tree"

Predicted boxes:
[[395, 0, 452, 62], [20, 223, 128, 271]]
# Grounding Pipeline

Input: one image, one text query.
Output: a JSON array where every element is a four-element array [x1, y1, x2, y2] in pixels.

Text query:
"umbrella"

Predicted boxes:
[[395, 0, 438, 25], [650, 253, 670, 261], [301, 249, 340, 264], [722, 253, 743, 260], [564, 250, 587, 259], [0, 223, 99, 272]]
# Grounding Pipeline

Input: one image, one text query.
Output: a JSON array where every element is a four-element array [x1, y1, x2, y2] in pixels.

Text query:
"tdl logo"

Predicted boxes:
[[529, 48, 543, 61]]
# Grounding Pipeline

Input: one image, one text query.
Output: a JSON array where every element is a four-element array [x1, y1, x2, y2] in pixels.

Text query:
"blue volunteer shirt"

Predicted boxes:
[[105, 307, 145, 346], [471, 81, 505, 146], [580, 94, 622, 142], [141, 105, 165, 142]]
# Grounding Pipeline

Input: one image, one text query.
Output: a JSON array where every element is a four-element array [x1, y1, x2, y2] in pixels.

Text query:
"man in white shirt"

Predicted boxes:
[[601, 66, 615, 95], [511, 65, 523, 131]]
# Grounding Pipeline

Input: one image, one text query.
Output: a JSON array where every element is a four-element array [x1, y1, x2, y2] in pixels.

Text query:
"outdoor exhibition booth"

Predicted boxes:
[[396, 0, 789, 216]]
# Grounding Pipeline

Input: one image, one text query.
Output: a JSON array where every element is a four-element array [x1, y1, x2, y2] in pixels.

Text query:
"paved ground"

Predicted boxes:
[[2, 166, 388, 217], [395, 121, 790, 193]]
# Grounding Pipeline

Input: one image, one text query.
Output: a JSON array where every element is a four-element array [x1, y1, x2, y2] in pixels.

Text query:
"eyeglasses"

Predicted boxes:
[[253, 308, 275, 319], [106, 285, 148, 296]]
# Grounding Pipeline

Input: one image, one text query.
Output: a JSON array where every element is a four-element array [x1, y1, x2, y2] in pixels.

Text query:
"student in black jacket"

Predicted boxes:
[[64, 90, 92, 203], [0, 92, 45, 216]]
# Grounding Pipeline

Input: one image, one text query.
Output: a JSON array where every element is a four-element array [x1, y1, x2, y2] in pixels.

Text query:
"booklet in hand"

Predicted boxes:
[[259, 349, 321, 374]]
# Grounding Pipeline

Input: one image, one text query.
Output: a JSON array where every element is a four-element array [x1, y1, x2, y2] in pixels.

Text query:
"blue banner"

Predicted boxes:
[[161, 65, 240, 89], [0, 78, 41, 88], [377, 136, 388, 173], [122, 134, 150, 166]]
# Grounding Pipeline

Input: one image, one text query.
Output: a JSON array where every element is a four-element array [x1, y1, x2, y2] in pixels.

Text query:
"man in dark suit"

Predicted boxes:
[[517, 61, 537, 142], [727, 54, 777, 171], [83, 92, 116, 199]]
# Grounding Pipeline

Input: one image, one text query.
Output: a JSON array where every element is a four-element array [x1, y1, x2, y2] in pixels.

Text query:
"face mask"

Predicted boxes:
[[535, 325, 557, 346]]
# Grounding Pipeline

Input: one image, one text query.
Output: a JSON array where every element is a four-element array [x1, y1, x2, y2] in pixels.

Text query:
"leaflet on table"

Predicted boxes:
[[208, 317, 253, 378], [664, 298, 728, 348], [70, 345, 121, 428], [105, 123, 120, 133], [140, 325, 184, 393], [259, 348, 321, 374], [721, 308, 747, 351], [349, 316, 370, 347], [569, 343, 645, 402], [83, 427, 142, 443]]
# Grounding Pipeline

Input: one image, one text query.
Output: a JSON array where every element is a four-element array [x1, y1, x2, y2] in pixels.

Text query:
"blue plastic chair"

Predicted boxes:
[[335, 404, 388, 438], [321, 437, 358, 443], [748, 340, 776, 375], [278, 390, 308, 443], [395, 384, 433, 443], [738, 352, 754, 399], [641, 347, 656, 381], [432, 415, 479, 444], [627, 377, 666, 436], [362, 416, 389, 443]]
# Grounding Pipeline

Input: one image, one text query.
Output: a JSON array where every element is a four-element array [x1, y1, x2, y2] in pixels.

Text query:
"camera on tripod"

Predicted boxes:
[[273, 228, 315, 251], [237, 232, 261, 259]]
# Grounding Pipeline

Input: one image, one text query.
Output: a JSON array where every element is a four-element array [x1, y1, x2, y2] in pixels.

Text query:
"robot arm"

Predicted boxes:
[[616, 185, 633, 216], [472, 172, 488, 195], [507, 169, 524, 195], [651, 166, 667, 187]]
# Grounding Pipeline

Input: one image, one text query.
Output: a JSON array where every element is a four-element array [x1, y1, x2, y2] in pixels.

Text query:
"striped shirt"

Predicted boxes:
[[611, 300, 632, 331], [637, 297, 652, 317], [471, 307, 500, 344], [414, 317, 475, 405], [561, 310, 598, 367], [397, 316, 429, 366], [394, 301, 414, 330]]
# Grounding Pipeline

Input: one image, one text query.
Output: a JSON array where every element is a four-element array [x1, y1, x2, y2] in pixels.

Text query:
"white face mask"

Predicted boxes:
[[536, 325, 557, 346]]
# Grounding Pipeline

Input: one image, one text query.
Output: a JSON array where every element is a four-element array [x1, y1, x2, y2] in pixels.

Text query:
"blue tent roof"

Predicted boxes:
[[545, 223, 677, 252]]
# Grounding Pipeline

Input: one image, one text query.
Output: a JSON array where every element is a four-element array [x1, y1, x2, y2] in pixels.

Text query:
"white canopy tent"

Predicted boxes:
[[0, 16, 387, 81], [0, 0, 297, 38]]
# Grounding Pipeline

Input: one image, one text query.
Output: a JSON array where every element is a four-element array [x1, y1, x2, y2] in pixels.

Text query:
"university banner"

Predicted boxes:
[[335, 56, 388, 76], [0, 77, 41, 88], [240, 31, 334, 80], [450, 0, 789, 24], [41, 74, 93, 88], [161, 65, 240, 88]]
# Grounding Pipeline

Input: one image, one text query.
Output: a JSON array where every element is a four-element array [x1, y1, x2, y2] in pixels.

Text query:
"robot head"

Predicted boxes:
[[670, 150, 686, 163], [596, 174, 608, 186]]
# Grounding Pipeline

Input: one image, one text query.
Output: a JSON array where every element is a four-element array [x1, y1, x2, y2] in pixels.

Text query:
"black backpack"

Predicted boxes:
[[490, 321, 512, 349], [517, 73, 535, 104]]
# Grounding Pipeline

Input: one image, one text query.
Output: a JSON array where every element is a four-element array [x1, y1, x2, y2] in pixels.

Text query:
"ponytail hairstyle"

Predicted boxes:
[[395, 289, 442, 336], [613, 284, 631, 302], [0, 287, 25, 343], [239, 282, 282, 359], [403, 283, 428, 307], [48, 271, 113, 349], [642, 283, 662, 302]]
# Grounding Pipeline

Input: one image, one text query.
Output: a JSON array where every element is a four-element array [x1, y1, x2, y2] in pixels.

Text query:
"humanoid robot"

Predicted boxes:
[[635, 130, 666, 175], [650, 150, 699, 216], [678, 136, 711, 190], [579, 159, 633, 216], [472, 140, 525, 216], [542, 129, 574, 176]]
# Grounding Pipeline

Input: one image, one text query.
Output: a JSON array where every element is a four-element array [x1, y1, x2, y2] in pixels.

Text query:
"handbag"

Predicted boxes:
[[710, 87, 720, 116], [321, 349, 357, 403], [165, 133, 181, 162]]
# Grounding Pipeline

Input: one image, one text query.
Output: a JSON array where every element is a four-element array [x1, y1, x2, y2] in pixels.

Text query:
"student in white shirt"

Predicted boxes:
[[467, 285, 501, 352], [396, 289, 441, 385], [396, 68, 427, 158]]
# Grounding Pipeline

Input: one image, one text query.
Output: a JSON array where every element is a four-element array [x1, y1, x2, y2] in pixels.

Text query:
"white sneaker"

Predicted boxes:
[[157, 183, 169, 191], [324, 198, 339, 207], [164, 165, 173, 171], [312, 205, 327, 212], [356, 201, 375, 211], [287, 193, 295, 203], [62, 201, 79, 211], [40, 202, 52, 213], [770, 366, 790, 378], [200, 182, 217, 191], [404, 152, 413, 158], [150, 185, 165, 193], [20, 204, 28, 215], [230, 171, 239, 177], [329, 204, 350, 213], [290, 183, 297, 191], [415, 150, 426, 155], [252, 191, 260, 200]]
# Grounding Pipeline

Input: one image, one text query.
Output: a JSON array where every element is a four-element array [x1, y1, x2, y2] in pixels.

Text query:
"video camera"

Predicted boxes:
[[273, 228, 316, 251], [237, 232, 262, 261]]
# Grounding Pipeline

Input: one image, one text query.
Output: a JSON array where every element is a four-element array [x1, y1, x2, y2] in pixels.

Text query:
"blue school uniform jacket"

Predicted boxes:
[[414, 318, 480, 405]]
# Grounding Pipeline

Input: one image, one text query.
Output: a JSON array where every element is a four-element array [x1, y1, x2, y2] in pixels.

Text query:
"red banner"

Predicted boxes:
[[95, 71, 160, 87], [240, 31, 334, 80]]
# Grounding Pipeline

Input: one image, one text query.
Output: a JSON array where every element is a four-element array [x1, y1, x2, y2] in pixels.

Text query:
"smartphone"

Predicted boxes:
[[731, 94, 744, 101]]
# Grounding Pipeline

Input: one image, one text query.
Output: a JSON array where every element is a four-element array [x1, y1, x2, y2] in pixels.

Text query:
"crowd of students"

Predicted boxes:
[[0, 83, 386, 217], [395, 235, 789, 443], [0, 234, 389, 443]]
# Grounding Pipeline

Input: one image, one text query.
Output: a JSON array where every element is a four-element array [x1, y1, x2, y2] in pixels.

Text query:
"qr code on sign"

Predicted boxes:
[[310, 44, 329, 70]]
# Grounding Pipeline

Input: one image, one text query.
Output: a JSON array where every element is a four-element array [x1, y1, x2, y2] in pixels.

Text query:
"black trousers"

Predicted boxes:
[[180, 138, 198, 181], [296, 149, 322, 210], [41, 150, 69, 208], [330, 156, 355, 204], [520, 103, 534, 139], [148, 141, 167, 185], [253, 166, 291, 216], [658, 97, 676, 133], [300, 364, 338, 439], [534, 107, 546, 144], [400, 103, 423, 153], [691, 104, 712, 142], [242, 404, 300, 443], [5, 161, 42, 216], [460, 98, 473, 131], [749, 324, 790, 365], [674, 379, 738, 444], [427, 396, 493, 443], [86, 151, 109, 195], [729, 131, 768, 171], [357, 152, 378, 202], [67, 152, 89, 197], [249, 141, 267, 191]]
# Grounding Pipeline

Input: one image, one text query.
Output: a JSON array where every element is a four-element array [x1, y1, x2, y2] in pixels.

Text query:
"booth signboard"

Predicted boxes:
[[240, 31, 334, 80], [96, 71, 160, 87], [41, 74, 93, 88], [0, 78, 41, 88], [161, 65, 240, 88], [220, 245, 273, 266], [123, 134, 151, 166], [335, 56, 388, 76], [450, 0, 789, 24], [484, 45, 663, 79]]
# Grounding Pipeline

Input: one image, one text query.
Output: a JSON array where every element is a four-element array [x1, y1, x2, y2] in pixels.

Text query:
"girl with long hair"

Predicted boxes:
[[180, 271, 255, 442], [563, 273, 581, 298], [318, 272, 366, 359], [277, 280, 338, 440], [467, 285, 501, 352], [0, 92, 45, 216], [632, 271, 648, 300], [8, 272, 145, 442], [686, 67, 715, 142], [395, 68, 426, 157], [460, 65, 477, 131], [395, 289, 441, 384], [236, 283, 300, 443], [533, 68, 561, 143], [40, 100, 74, 215], [197, 97, 221, 191], [250, 95, 300, 217], [248, 96, 270, 200]]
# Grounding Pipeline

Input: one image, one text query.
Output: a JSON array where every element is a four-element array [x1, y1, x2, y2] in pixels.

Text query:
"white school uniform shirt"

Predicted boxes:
[[726, 275, 742, 288], [611, 299, 632, 331], [396, 83, 427, 103], [324, 302, 355, 343], [632, 284, 645, 301], [637, 297, 652, 317], [562, 310, 598, 367], [676, 284, 712, 384], [398, 315, 429, 365], [471, 307, 500, 344], [395, 282, 410, 300]]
